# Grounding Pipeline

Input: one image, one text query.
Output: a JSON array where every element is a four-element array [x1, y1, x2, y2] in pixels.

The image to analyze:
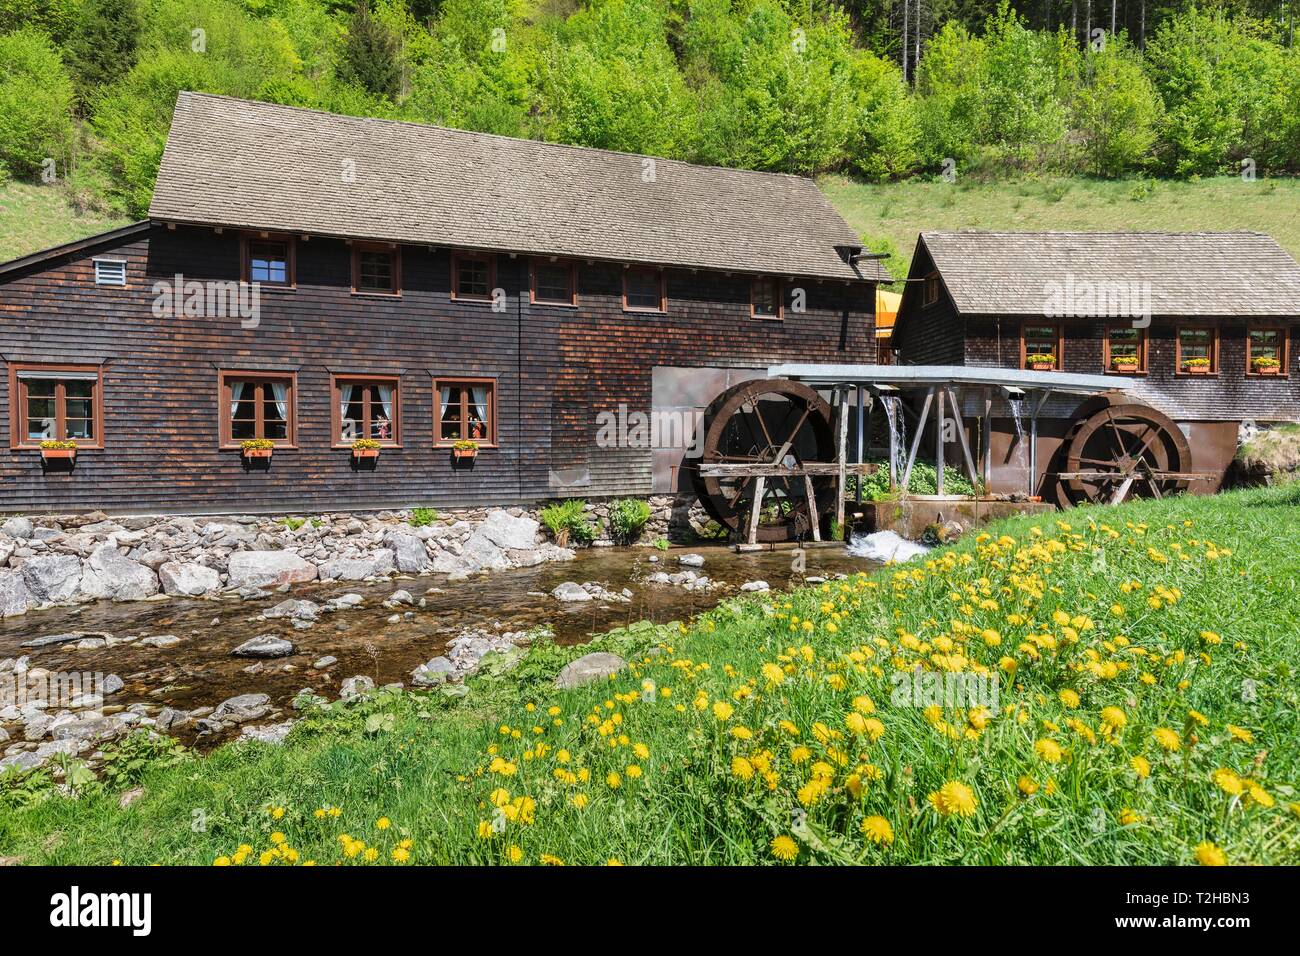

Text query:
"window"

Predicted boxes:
[[1105, 325, 1146, 373], [452, 253, 495, 301], [1022, 324, 1061, 369], [531, 260, 576, 306], [751, 277, 782, 320], [10, 364, 102, 449], [1247, 326, 1288, 376], [93, 258, 126, 287], [352, 244, 400, 295], [922, 272, 940, 307], [434, 378, 496, 445], [242, 236, 294, 288], [333, 376, 399, 445], [623, 267, 665, 312], [219, 372, 295, 446], [1177, 327, 1218, 374]]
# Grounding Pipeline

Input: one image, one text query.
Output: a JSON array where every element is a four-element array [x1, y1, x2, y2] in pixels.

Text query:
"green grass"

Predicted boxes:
[[821, 174, 1300, 279], [2, 485, 1297, 866], [0, 182, 130, 263]]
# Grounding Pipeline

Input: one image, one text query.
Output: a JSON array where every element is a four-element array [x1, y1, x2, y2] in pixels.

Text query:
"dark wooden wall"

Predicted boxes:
[[0, 225, 874, 514], [891, 244, 965, 366], [962, 316, 1300, 421]]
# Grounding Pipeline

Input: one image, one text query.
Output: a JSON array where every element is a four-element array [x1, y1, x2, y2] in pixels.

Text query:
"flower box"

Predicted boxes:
[[1112, 362, 1138, 373], [39, 447, 76, 460], [1184, 364, 1210, 375], [242, 447, 273, 459], [353, 448, 380, 459], [1029, 362, 1053, 371], [1255, 365, 1281, 376], [452, 447, 478, 460]]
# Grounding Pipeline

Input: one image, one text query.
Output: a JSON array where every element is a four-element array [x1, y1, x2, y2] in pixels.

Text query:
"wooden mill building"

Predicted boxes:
[[0, 93, 885, 515], [891, 231, 1300, 496]]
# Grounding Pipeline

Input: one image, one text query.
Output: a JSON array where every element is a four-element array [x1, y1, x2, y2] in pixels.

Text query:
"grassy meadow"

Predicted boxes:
[[820, 174, 1300, 278], [2, 484, 1297, 866], [0, 182, 129, 263]]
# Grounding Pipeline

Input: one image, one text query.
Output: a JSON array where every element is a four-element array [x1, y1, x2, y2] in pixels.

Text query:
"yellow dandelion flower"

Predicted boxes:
[[1131, 755, 1151, 779], [861, 816, 894, 845], [605, 772, 622, 789], [770, 835, 799, 861], [1017, 775, 1038, 796], [1226, 724, 1254, 744], [1034, 739, 1064, 764], [376, 817, 391, 830], [1153, 727, 1181, 752], [1195, 842, 1227, 866], [928, 780, 978, 818]]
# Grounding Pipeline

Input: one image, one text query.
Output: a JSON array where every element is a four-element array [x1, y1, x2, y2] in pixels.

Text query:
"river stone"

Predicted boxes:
[[451, 531, 510, 574], [231, 635, 295, 658], [140, 634, 181, 648], [312, 655, 337, 669], [19, 630, 111, 649], [21, 554, 83, 603], [554, 652, 627, 689], [50, 715, 123, 743], [551, 581, 593, 603], [2, 516, 33, 539], [156, 706, 190, 731], [388, 532, 430, 573], [340, 675, 375, 699], [241, 720, 294, 744], [262, 598, 321, 621], [78, 544, 160, 601], [678, 553, 705, 567], [159, 561, 221, 597], [101, 674, 124, 695], [318, 551, 395, 581], [0, 570, 31, 617], [411, 656, 454, 686], [227, 550, 317, 589], [213, 693, 270, 721], [740, 580, 771, 592], [476, 510, 540, 550]]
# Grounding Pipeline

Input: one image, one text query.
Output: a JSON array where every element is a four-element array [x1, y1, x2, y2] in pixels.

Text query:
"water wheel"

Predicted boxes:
[[1053, 397, 1192, 507], [692, 379, 837, 542]]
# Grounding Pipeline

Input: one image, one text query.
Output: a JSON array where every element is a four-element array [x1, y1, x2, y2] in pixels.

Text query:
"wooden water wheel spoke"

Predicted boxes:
[[1056, 399, 1193, 508], [693, 379, 836, 543]]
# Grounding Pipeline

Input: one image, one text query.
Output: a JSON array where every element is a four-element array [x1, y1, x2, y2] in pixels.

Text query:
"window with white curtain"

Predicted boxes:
[[334, 376, 399, 444], [219, 372, 295, 445], [434, 378, 495, 445]]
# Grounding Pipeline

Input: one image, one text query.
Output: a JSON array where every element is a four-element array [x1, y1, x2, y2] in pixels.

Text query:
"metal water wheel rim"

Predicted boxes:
[[1061, 402, 1191, 505]]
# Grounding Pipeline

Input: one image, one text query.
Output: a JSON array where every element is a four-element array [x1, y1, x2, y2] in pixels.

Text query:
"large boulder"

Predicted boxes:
[[0, 570, 30, 617], [476, 510, 540, 551], [318, 551, 395, 581], [1, 516, 33, 539], [78, 544, 160, 601], [388, 532, 430, 573], [227, 550, 317, 589], [213, 693, 270, 722], [554, 652, 627, 689], [159, 561, 221, 597], [21, 554, 83, 603], [551, 581, 593, 603]]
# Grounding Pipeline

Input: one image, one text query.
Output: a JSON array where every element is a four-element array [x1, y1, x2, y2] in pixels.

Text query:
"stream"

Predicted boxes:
[[1, 545, 875, 744]]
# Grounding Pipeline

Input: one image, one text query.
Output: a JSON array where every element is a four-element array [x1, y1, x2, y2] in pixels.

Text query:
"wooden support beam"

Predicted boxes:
[[748, 476, 765, 546], [699, 462, 878, 478], [981, 389, 992, 489], [935, 385, 945, 496], [804, 473, 821, 542], [947, 388, 979, 487], [901, 388, 933, 495], [836, 387, 849, 535]]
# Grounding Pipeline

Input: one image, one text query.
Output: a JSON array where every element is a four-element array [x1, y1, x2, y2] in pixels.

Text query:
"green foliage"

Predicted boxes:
[[67, 0, 141, 97], [338, 0, 402, 99], [0, 764, 59, 810], [858, 459, 977, 500], [408, 506, 438, 527], [539, 497, 595, 545], [0, 28, 75, 179], [280, 515, 305, 530], [98, 730, 190, 790], [608, 497, 651, 544]]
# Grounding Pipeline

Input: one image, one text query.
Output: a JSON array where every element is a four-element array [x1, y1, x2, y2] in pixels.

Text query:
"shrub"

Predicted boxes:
[[409, 507, 438, 527], [539, 498, 596, 546], [858, 459, 977, 500], [609, 498, 652, 544], [0, 28, 75, 179]]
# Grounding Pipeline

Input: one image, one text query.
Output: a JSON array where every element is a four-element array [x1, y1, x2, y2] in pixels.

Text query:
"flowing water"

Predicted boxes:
[[883, 395, 907, 489], [0, 546, 875, 740], [1008, 398, 1029, 493]]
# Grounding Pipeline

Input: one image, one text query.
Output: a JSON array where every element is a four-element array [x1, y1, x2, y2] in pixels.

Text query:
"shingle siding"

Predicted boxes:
[[0, 225, 874, 514]]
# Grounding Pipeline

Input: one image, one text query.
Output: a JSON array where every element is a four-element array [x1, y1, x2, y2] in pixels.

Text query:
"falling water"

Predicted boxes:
[[883, 396, 908, 489], [1007, 398, 1029, 486]]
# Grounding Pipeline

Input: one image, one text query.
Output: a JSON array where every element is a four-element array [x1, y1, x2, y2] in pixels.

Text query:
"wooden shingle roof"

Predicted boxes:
[[918, 231, 1300, 316], [149, 93, 885, 282]]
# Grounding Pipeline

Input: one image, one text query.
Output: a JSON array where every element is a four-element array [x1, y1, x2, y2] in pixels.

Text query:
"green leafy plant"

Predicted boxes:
[[452, 439, 479, 452], [351, 438, 381, 451], [1252, 356, 1281, 371], [409, 507, 438, 528], [240, 438, 274, 451], [609, 498, 652, 545], [0, 763, 58, 810], [653, 537, 669, 551], [99, 731, 189, 791], [1025, 353, 1056, 367], [1182, 357, 1211, 369], [1110, 354, 1139, 368], [38, 439, 76, 450], [540, 499, 595, 547], [858, 459, 977, 500], [280, 516, 305, 531]]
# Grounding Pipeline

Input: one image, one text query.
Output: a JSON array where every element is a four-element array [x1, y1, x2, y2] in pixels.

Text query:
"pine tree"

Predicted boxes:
[[339, 0, 403, 100], [68, 0, 141, 102]]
